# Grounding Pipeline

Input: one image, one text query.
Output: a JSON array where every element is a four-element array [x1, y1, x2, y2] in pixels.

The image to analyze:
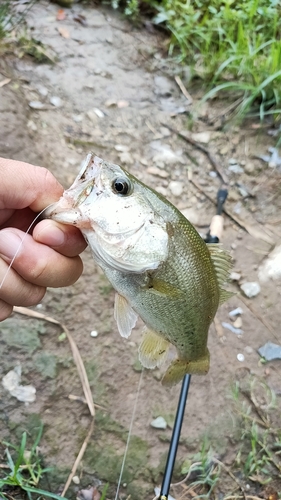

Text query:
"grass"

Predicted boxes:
[[0, 425, 64, 500], [111, 0, 281, 122], [171, 374, 281, 499]]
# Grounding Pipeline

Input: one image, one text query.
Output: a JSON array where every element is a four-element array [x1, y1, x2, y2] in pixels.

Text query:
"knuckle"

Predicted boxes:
[[17, 285, 46, 307], [0, 301, 13, 321]]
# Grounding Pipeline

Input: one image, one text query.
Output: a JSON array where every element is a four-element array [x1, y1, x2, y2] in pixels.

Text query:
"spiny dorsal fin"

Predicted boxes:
[[207, 244, 234, 304]]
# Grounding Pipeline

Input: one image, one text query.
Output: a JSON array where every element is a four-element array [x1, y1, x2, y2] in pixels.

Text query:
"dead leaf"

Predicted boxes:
[[56, 9, 66, 21], [77, 486, 100, 500], [57, 26, 70, 38], [0, 78, 11, 88]]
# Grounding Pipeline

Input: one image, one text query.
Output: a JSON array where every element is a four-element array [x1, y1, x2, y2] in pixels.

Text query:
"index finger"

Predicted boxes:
[[0, 157, 64, 212]]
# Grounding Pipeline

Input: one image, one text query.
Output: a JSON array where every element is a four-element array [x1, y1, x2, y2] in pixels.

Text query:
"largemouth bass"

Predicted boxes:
[[45, 153, 233, 386]]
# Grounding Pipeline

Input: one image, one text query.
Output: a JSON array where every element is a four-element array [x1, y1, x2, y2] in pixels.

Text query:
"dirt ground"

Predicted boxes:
[[0, 2, 281, 499]]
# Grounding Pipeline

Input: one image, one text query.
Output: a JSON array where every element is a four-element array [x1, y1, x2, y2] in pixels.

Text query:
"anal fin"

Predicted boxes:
[[138, 328, 170, 369], [114, 293, 138, 338], [161, 350, 210, 387]]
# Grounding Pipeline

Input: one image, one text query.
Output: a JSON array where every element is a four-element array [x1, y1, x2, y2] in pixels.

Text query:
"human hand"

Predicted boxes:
[[0, 157, 87, 321]]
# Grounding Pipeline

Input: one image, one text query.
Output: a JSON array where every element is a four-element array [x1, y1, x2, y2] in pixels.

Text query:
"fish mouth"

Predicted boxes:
[[43, 153, 102, 228]]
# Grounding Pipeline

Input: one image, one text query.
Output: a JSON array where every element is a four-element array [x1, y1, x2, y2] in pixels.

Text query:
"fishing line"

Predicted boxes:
[[114, 368, 144, 500], [0, 203, 56, 290]]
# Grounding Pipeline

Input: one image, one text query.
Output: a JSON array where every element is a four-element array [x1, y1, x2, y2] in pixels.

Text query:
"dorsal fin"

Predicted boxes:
[[207, 244, 234, 304]]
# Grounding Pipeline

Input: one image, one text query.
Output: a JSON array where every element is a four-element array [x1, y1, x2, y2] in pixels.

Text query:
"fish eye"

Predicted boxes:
[[112, 177, 131, 196]]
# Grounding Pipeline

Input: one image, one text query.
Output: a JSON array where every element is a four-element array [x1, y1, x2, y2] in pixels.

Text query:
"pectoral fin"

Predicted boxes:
[[114, 293, 138, 338], [146, 276, 183, 298], [161, 350, 210, 387], [138, 328, 170, 369]]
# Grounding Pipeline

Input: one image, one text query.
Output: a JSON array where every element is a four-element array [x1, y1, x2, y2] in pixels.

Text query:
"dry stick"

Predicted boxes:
[[61, 418, 95, 497], [174, 75, 193, 103], [161, 122, 228, 184], [13, 306, 96, 496]]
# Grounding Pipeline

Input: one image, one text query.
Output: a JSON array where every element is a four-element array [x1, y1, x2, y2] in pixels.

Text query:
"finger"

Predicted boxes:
[[0, 228, 83, 288], [0, 157, 64, 211], [0, 258, 46, 307], [33, 220, 87, 257], [0, 299, 13, 322]]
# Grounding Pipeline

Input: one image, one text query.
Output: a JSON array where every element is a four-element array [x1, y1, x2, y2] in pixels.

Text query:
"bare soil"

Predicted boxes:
[[0, 2, 281, 499]]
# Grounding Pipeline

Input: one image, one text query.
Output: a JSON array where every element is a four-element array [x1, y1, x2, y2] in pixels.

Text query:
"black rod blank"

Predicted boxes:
[[159, 374, 191, 499]]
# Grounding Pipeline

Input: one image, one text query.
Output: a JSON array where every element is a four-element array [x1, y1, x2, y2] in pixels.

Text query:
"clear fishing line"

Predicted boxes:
[[0, 203, 56, 291], [114, 368, 144, 500]]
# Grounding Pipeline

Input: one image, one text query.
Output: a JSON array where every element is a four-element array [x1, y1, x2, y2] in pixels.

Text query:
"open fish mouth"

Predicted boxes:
[[43, 154, 103, 228]]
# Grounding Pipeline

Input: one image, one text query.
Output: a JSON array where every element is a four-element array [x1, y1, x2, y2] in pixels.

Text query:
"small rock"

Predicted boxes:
[[240, 282, 261, 298], [258, 244, 281, 283], [229, 307, 243, 317], [231, 243, 237, 250], [147, 166, 169, 178], [169, 181, 183, 197], [140, 158, 148, 166], [227, 189, 241, 202], [159, 126, 171, 137], [229, 158, 238, 165], [114, 144, 130, 152], [244, 346, 253, 354], [27, 120, 37, 131], [234, 202, 242, 214], [50, 96, 63, 107], [228, 164, 244, 174], [233, 317, 242, 329], [222, 322, 243, 335], [244, 162, 255, 174], [220, 145, 229, 155], [86, 110, 99, 123], [29, 100, 45, 110], [154, 75, 174, 97], [191, 131, 211, 144], [104, 98, 117, 107], [37, 86, 48, 97], [73, 114, 83, 123], [93, 108, 104, 118], [237, 353, 245, 362], [150, 416, 167, 429], [230, 272, 241, 281], [258, 341, 281, 361], [90, 330, 98, 338], [72, 475, 80, 485], [209, 171, 217, 178], [118, 151, 134, 165]]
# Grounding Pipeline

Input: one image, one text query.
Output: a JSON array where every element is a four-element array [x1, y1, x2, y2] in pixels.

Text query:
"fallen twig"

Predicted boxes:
[[162, 123, 227, 184], [174, 75, 193, 104], [61, 418, 95, 497]]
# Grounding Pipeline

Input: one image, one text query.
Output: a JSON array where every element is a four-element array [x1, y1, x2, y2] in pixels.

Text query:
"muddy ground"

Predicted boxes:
[[0, 2, 281, 499]]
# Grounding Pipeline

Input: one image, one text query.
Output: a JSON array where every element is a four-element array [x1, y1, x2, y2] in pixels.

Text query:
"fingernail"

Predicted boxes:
[[0, 230, 23, 261], [35, 222, 65, 247]]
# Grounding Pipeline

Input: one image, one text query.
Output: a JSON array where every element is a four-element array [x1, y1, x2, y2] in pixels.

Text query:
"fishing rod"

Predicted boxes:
[[159, 186, 228, 500]]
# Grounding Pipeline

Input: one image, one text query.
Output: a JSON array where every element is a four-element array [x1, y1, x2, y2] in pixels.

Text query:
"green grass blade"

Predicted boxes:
[[14, 432, 27, 474], [22, 485, 68, 500], [5, 448, 15, 474]]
